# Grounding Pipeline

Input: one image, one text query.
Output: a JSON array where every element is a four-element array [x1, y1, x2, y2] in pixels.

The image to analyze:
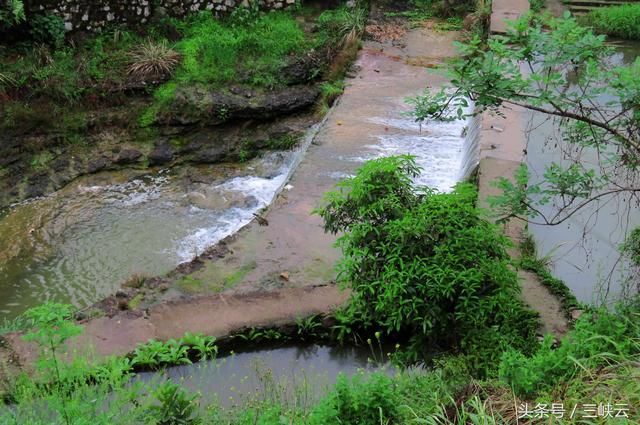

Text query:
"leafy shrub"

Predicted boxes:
[[310, 373, 400, 425], [582, 4, 640, 40], [316, 156, 538, 370], [28, 13, 66, 48], [0, 0, 24, 30], [147, 382, 201, 425], [127, 39, 181, 78], [499, 302, 640, 397], [621, 226, 640, 267]]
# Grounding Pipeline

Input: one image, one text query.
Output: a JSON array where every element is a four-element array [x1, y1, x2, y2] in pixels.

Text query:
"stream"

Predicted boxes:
[[0, 137, 312, 319], [0, 97, 472, 320], [526, 41, 640, 304]]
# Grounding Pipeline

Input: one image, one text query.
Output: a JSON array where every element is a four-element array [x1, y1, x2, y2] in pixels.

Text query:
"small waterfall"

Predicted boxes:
[[458, 112, 481, 181]]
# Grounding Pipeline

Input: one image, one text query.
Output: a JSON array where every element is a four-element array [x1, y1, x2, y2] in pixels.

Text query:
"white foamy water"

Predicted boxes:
[[366, 111, 472, 192], [175, 171, 289, 262]]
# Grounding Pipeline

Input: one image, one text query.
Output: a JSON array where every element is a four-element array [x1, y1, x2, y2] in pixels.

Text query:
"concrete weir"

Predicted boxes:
[[479, 3, 570, 337], [3, 19, 464, 366]]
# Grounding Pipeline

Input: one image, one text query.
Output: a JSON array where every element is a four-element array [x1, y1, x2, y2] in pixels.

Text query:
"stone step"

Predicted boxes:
[[566, 0, 639, 14]]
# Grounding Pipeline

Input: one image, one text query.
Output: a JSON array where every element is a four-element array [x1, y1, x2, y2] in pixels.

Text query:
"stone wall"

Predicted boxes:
[[24, 0, 295, 32]]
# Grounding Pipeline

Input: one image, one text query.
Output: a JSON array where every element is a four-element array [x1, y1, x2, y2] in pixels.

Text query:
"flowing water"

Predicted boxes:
[[0, 96, 473, 320], [0, 123, 321, 319]]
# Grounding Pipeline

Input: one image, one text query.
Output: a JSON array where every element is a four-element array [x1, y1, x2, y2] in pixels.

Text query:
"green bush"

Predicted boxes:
[[316, 156, 538, 371], [27, 14, 66, 48], [621, 226, 640, 267], [0, 0, 25, 30], [310, 373, 401, 425], [582, 4, 640, 40]]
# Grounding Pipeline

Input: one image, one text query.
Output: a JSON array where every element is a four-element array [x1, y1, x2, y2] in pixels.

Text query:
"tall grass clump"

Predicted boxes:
[[316, 155, 539, 373], [582, 4, 640, 40], [499, 300, 640, 397]]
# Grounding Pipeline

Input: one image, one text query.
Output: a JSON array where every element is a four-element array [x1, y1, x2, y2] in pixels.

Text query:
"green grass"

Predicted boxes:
[[581, 4, 640, 40], [0, 294, 638, 424], [169, 11, 308, 90]]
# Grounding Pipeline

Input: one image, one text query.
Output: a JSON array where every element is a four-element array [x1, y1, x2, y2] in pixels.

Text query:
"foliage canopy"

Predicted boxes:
[[316, 156, 538, 370]]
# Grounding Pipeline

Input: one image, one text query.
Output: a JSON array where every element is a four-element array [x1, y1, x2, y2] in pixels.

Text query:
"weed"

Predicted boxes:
[[169, 11, 308, 89], [317, 5, 368, 47], [121, 273, 148, 289], [22, 304, 82, 425], [518, 233, 581, 315], [147, 381, 201, 425], [320, 80, 345, 108], [529, 0, 546, 13], [434, 16, 463, 31], [268, 134, 299, 151], [0, 315, 29, 336], [581, 4, 640, 40], [499, 303, 640, 397], [295, 315, 325, 340], [235, 327, 287, 343], [127, 39, 181, 78]]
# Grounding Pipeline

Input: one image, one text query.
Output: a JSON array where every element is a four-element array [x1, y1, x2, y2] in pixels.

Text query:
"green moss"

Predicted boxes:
[[175, 275, 206, 293], [30, 151, 54, 170], [127, 293, 145, 310], [175, 261, 256, 294], [518, 234, 581, 316]]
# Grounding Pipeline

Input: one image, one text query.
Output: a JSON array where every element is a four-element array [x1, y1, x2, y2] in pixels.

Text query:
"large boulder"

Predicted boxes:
[[158, 85, 320, 126]]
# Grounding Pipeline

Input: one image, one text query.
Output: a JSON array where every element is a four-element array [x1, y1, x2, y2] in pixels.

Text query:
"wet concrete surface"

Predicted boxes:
[[167, 26, 461, 295], [490, 0, 529, 34], [477, 107, 570, 337]]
